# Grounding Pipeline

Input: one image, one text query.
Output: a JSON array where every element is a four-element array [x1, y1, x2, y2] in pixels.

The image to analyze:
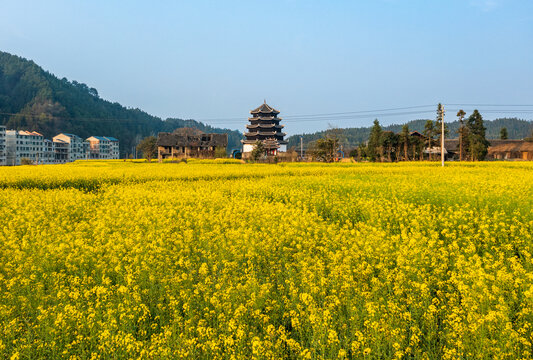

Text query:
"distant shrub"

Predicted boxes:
[[20, 158, 34, 165], [214, 147, 227, 158]]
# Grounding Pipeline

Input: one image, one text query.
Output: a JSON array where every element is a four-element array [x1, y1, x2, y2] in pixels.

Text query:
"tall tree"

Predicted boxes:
[[312, 135, 339, 163], [381, 131, 399, 162], [457, 109, 467, 161], [367, 119, 383, 162], [251, 140, 265, 161], [423, 120, 435, 161], [466, 110, 490, 161], [412, 135, 425, 161], [500, 127, 508, 140], [435, 103, 448, 165], [136, 136, 157, 162], [527, 129, 533, 142], [400, 124, 410, 161]]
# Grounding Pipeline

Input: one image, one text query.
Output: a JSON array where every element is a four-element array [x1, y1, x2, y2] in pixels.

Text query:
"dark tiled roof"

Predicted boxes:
[[444, 139, 460, 152], [246, 124, 283, 129], [488, 140, 533, 153], [250, 103, 280, 115], [248, 116, 281, 121], [157, 132, 228, 148], [444, 139, 533, 153], [173, 127, 205, 136]]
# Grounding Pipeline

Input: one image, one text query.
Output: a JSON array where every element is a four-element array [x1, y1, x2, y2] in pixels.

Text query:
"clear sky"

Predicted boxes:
[[1, 0, 532, 134]]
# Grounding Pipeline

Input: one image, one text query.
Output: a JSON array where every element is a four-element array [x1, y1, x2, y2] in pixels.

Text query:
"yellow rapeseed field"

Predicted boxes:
[[1, 161, 532, 359]]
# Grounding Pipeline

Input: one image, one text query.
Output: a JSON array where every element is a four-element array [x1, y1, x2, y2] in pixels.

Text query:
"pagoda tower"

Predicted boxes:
[[242, 102, 287, 155]]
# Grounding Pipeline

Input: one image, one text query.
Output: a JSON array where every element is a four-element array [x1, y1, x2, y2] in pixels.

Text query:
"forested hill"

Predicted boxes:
[[288, 118, 533, 149], [0, 51, 242, 155]]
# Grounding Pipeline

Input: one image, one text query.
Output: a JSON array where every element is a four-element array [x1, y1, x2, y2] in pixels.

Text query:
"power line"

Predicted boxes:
[[281, 105, 437, 118], [447, 104, 533, 107], [1, 104, 532, 127]]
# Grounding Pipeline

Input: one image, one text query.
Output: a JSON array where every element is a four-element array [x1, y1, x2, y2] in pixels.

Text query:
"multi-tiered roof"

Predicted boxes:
[[243, 102, 287, 152]]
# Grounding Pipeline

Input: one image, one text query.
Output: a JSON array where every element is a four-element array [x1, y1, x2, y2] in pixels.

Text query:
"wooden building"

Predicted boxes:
[[157, 128, 228, 161], [242, 102, 288, 156], [487, 140, 533, 160], [442, 139, 533, 160]]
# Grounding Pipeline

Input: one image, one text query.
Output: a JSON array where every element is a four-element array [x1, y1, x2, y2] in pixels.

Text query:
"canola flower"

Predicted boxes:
[[0, 161, 532, 359]]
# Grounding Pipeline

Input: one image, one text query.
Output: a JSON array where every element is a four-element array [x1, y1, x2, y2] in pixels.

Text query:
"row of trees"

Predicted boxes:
[[354, 106, 491, 162]]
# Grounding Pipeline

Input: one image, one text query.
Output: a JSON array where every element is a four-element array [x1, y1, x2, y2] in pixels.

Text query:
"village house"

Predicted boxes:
[[487, 140, 533, 160], [86, 136, 120, 159], [156, 128, 228, 161], [440, 139, 533, 161], [6, 130, 47, 165], [1, 130, 121, 165], [53, 133, 88, 162]]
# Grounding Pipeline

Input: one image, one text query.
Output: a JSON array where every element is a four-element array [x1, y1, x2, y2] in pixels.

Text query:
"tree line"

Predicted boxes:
[[311, 106, 500, 162], [288, 118, 533, 150]]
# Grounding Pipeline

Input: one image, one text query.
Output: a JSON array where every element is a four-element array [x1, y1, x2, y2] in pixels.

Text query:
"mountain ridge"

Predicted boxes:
[[0, 51, 243, 155]]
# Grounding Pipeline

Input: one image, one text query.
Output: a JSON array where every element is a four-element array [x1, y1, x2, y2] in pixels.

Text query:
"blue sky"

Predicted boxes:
[[1, 0, 532, 134]]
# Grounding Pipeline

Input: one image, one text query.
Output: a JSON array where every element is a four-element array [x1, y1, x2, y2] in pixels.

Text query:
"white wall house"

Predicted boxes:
[[1, 130, 120, 165], [0, 126, 6, 166], [107, 137, 120, 159], [6, 130, 45, 165], [53, 133, 87, 162], [53, 139, 69, 164], [86, 136, 120, 159], [42, 139, 56, 164]]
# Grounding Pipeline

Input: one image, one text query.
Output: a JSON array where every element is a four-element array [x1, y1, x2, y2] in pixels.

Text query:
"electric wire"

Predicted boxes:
[[0, 104, 532, 127]]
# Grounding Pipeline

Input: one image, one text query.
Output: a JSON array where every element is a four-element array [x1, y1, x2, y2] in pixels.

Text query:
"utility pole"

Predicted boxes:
[[300, 136, 303, 161], [439, 104, 446, 167]]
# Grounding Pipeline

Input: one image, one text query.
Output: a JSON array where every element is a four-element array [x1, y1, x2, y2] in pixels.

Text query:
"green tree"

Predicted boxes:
[[526, 129, 533, 142], [251, 141, 265, 162], [312, 136, 339, 163], [423, 120, 435, 160], [381, 131, 398, 162], [367, 119, 383, 162], [410, 135, 425, 161], [214, 147, 227, 158], [355, 143, 367, 161], [457, 109, 467, 161], [400, 124, 410, 161], [466, 110, 490, 161], [136, 136, 157, 162], [20, 158, 34, 165], [500, 127, 508, 140]]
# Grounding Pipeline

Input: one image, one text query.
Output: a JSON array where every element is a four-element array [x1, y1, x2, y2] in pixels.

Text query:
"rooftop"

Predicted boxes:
[[488, 140, 533, 153], [157, 132, 228, 148], [250, 102, 280, 115]]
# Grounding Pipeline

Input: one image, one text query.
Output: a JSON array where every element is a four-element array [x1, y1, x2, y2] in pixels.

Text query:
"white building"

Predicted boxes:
[[53, 133, 88, 162], [6, 130, 45, 165], [0, 126, 6, 166], [107, 137, 120, 159], [86, 136, 120, 159], [53, 139, 69, 164], [2, 130, 119, 165], [42, 139, 56, 164]]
